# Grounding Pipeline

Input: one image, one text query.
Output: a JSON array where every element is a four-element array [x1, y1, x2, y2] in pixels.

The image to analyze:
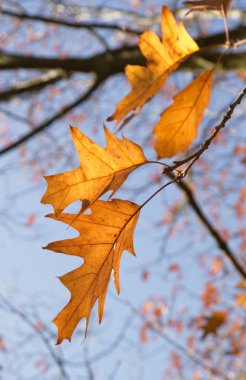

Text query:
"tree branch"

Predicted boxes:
[[0, 293, 69, 380], [0, 24, 243, 105], [116, 295, 226, 379], [0, 77, 103, 156], [175, 177, 246, 279], [161, 85, 246, 279], [195, 25, 245, 47], [0, 69, 68, 101], [0, 48, 245, 78], [164, 85, 246, 174], [0, 8, 143, 34]]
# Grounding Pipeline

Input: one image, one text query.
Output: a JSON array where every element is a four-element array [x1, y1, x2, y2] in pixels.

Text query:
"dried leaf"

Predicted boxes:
[[201, 310, 228, 339], [237, 280, 246, 289], [184, 0, 232, 14], [154, 69, 213, 158], [41, 126, 146, 216], [201, 282, 219, 308], [236, 281, 246, 309], [209, 257, 223, 275], [236, 294, 246, 309], [108, 6, 199, 126], [44, 199, 140, 343]]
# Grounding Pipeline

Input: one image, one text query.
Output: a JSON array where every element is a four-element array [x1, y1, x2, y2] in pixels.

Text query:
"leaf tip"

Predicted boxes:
[[106, 114, 113, 122], [69, 124, 78, 137]]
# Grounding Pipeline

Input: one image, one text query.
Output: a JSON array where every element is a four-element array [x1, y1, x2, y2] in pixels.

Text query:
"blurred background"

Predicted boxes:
[[0, 0, 245, 379]]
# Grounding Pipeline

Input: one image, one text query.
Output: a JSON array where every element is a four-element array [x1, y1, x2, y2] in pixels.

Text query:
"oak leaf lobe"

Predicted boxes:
[[108, 6, 199, 126], [41, 126, 146, 216], [44, 199, 140, 343]]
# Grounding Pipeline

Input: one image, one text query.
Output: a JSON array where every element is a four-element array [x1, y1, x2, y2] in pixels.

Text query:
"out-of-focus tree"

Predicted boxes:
[[0, 0, 245, 379]]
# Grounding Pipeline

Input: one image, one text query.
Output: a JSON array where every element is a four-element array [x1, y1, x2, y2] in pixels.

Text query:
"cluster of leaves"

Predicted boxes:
[[41, 5, 242, 344]]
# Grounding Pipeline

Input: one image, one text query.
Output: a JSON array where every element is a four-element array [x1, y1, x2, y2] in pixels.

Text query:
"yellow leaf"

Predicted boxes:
[[201, 310, 228, 339], [108, 6, 199, 125], [44, 199, 140, 343], [154, 69, 214, 158], [41, 126, 146, 216]]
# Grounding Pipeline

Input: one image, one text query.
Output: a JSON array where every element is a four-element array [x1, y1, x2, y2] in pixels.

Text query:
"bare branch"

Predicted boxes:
[[0, 293, 70, 380], [0, 69, 68, 101], [0, 26, 245, 74], [160, 85, 246, 279], [0, 77, 103, 156], [175, 177, 246, 279], [0, 8, 143, 35], [116, 295, 227, 379]]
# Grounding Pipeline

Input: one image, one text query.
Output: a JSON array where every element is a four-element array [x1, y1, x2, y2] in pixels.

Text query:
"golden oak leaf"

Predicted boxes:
[[41, 126, 146, 216], [184, 0, 232, 15], [108, 6, 199, 125], [44, 199, 140, 343], [201, 310, 228, 339], [154, 69, 213, 158]]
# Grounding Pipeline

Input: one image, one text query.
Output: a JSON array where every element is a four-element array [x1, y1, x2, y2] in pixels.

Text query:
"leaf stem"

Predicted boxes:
[[147, 160, 169, 167], [139, 177, 179, 211]]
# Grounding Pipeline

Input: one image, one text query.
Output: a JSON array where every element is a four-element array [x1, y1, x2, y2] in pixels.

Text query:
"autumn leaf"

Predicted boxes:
[[236, 280, 246, 309], [184, 0, 232, 15], [44, 199, 140, 343], [237, 280, 246, 289], [201, 310, 228, 339], [41, 126, 146, 216], [236, 294, 246, 309], [201, 282, 220, 308], [154, 69, 213, 158], [108, 6, 199, 126]]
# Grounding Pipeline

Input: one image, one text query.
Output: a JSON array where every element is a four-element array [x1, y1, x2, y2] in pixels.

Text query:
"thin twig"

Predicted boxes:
[[164, 84, 246, 174], [0, 69, 68, 101], [0, 8, 143, 35], [115, 294, 228, 379], [173, 176, 246, 279], [0, 293, 69, 380], [0, 77, 103, 156]]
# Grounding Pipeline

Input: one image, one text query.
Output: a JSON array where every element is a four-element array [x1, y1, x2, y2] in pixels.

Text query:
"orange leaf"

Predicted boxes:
[[108, 6, 199, 125], [154, 69, 213, 158], [209, 257, 223, 276], [201, 310, 228, 339], [201, 282, 219, 308], [236, 280, 246, 309], [44, 199, 140, 343], [41, 126, 146, 216], [236, 294, 246, 309], [237, 280, 246, 289]]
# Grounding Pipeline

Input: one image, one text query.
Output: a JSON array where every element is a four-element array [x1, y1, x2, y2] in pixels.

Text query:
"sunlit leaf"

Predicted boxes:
[[154, 69, 213, 158], [41, 126, 146, 216], [44, 199, 140, 343], [108, 6, 199, 126]]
